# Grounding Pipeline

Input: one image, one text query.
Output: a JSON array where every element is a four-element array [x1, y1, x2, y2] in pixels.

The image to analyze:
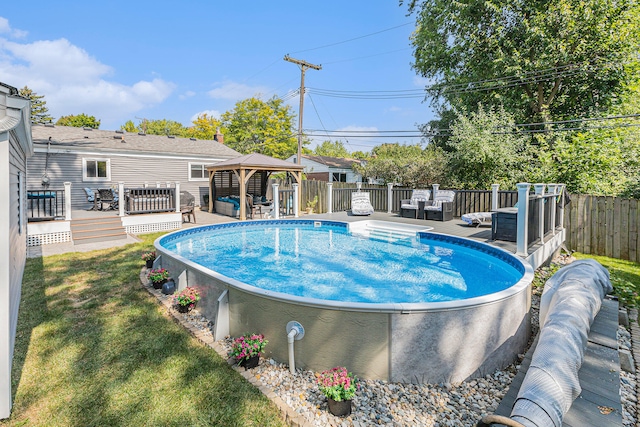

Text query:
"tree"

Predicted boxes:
[[446, 105, 531, 189], [19, 86, 53, 124], [184, 114, 223, 140], [56, 113, 101, 129], [313, 140, 350, 158], [141, 119, 187, 136], [404, 0, 640, 127], [120, 120, 138, 133], [221, 97, 299, 159], [353, 143, 447, 186]]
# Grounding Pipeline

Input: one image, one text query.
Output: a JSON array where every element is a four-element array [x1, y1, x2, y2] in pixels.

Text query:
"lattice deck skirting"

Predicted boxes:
[[27, 231, 71, 247], [126, 221, 181, 235]]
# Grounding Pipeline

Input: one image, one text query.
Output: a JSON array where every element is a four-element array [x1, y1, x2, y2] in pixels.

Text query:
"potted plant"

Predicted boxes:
[[142, 251, 156, 269], [316, 366, 358, 417], [305, 195, 318, 214], [173, 287, 200, 313], [147, 268, 169, 290], [229, 333, 268, 369]]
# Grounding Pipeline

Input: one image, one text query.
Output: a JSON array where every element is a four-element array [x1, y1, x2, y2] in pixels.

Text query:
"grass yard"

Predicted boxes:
[[574, 252, 640, 309], [2, 232, 286, 427]]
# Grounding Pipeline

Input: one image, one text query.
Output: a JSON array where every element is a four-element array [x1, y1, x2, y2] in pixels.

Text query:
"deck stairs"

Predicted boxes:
[[71, 216, 128, 245]]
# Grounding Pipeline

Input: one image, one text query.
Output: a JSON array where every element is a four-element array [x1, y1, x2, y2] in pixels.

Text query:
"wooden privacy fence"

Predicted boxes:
[[565, 194, 640, 263]]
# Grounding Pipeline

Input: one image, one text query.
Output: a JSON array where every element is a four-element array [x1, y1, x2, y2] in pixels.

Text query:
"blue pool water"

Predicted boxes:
[[160, 221, 524, 304]]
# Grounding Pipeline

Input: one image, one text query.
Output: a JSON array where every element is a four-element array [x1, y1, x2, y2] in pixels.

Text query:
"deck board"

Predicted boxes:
[[493, 298, 622, 427]]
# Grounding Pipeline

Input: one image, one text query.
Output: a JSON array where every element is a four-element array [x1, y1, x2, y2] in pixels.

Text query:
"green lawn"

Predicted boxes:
[[574, 252, 640, 309], [2, 232, 286, 427]]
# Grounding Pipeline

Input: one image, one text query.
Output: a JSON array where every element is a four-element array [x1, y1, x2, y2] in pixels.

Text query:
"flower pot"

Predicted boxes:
[[145, 259, 154, 269], [161, 279, 176, 295], [176, 302, 195, 313], [327, 398, 351, 417], [152, 278, 167, 290], [238, 354, 260, 370]]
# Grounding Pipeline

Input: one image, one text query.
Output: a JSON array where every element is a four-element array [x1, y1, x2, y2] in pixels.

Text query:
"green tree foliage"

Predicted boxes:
[[313, 140, 350, 158], [404, 0, 640, 125], [121, 119, 187, 136], [56, 113, 101, 129], [353, 143, 447, 187], [141, 119, 187, 136], [120, 120, 138, 133], [221, 97, 298, 159], [184, 114, 223, 140], [446, 105, 531, 189], [19, 86, 53, 124]]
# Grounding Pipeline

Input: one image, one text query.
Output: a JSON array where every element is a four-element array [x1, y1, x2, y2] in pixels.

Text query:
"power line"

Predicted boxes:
[[289, 22, 413, 54]]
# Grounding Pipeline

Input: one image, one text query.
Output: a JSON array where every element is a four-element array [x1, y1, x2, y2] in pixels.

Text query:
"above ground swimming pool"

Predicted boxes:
[[156, 219, 534, 383]]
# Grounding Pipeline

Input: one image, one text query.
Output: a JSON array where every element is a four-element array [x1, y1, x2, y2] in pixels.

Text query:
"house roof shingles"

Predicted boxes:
[[31, 124, 241, 159], [302, 154, 361, 169]]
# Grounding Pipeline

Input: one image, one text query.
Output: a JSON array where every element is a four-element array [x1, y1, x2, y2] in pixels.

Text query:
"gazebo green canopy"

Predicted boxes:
[[206, 153, 304, 220]]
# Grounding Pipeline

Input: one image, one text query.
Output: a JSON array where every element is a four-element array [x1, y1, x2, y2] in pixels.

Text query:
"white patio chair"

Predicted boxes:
[[351, 192, 374, 216]]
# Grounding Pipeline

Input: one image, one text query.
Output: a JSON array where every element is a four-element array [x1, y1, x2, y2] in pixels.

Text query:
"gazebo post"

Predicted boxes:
[[239, 168, 247, 220]]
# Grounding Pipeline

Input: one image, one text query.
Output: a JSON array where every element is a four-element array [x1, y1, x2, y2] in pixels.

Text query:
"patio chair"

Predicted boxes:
[[246, 194, 264, 219], [180, 190, 196, 223], [425, 190, 455, 221], [84, 187, 98, 210], [97, 188, 116, 211], [461, 211, 494, 227], [400, 189, 431, 219], [351, 191, 374, 216]]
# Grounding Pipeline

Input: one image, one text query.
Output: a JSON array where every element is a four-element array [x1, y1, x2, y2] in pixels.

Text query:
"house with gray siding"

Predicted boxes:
[[29, 125, 241, 210], [0, 83, 32, 419]]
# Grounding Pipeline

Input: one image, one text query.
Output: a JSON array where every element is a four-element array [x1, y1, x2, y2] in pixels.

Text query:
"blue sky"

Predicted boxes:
[[0, 1, 434, 151]]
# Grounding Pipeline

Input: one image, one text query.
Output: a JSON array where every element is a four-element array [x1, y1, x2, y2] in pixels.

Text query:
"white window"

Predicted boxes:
[[83, 158, 111, 182], [332, 172, 347, 182], [189, 163, 208, 181]]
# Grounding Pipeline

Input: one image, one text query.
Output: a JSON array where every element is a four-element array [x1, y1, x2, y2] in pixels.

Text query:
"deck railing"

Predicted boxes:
[[124, 187, 176, 214], [26, 189, 65, 221]]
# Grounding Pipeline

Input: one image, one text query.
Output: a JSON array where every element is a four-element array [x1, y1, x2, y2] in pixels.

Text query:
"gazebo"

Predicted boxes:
[[206, 153, 304, 220]]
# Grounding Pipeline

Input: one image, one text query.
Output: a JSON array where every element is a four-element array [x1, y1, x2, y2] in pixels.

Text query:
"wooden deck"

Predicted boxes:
[[311, 211, 554, 260], [493, 296, 623, 427]]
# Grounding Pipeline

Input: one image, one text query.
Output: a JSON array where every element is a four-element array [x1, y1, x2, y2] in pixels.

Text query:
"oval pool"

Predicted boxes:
[[156, 219, 534, 383]]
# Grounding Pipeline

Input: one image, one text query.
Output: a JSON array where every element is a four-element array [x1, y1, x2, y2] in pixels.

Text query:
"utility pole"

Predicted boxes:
[[284, 55, 321, 164]]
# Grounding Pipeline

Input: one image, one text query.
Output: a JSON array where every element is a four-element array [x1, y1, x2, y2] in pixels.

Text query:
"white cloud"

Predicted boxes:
[[190, 110, 221, 122], [207, 81, 269, 101], [0, 17, 175, 128], [0, 17, 28, 38], [179, 90, 196, 100]]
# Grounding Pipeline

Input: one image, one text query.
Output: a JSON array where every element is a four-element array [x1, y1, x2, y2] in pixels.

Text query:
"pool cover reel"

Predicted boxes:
[[509, 259, 612, 427]]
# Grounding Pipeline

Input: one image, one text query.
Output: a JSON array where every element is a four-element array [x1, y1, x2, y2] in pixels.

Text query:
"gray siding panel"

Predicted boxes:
[[7, 133, 27, 389], [28, 152, 216, 209]]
